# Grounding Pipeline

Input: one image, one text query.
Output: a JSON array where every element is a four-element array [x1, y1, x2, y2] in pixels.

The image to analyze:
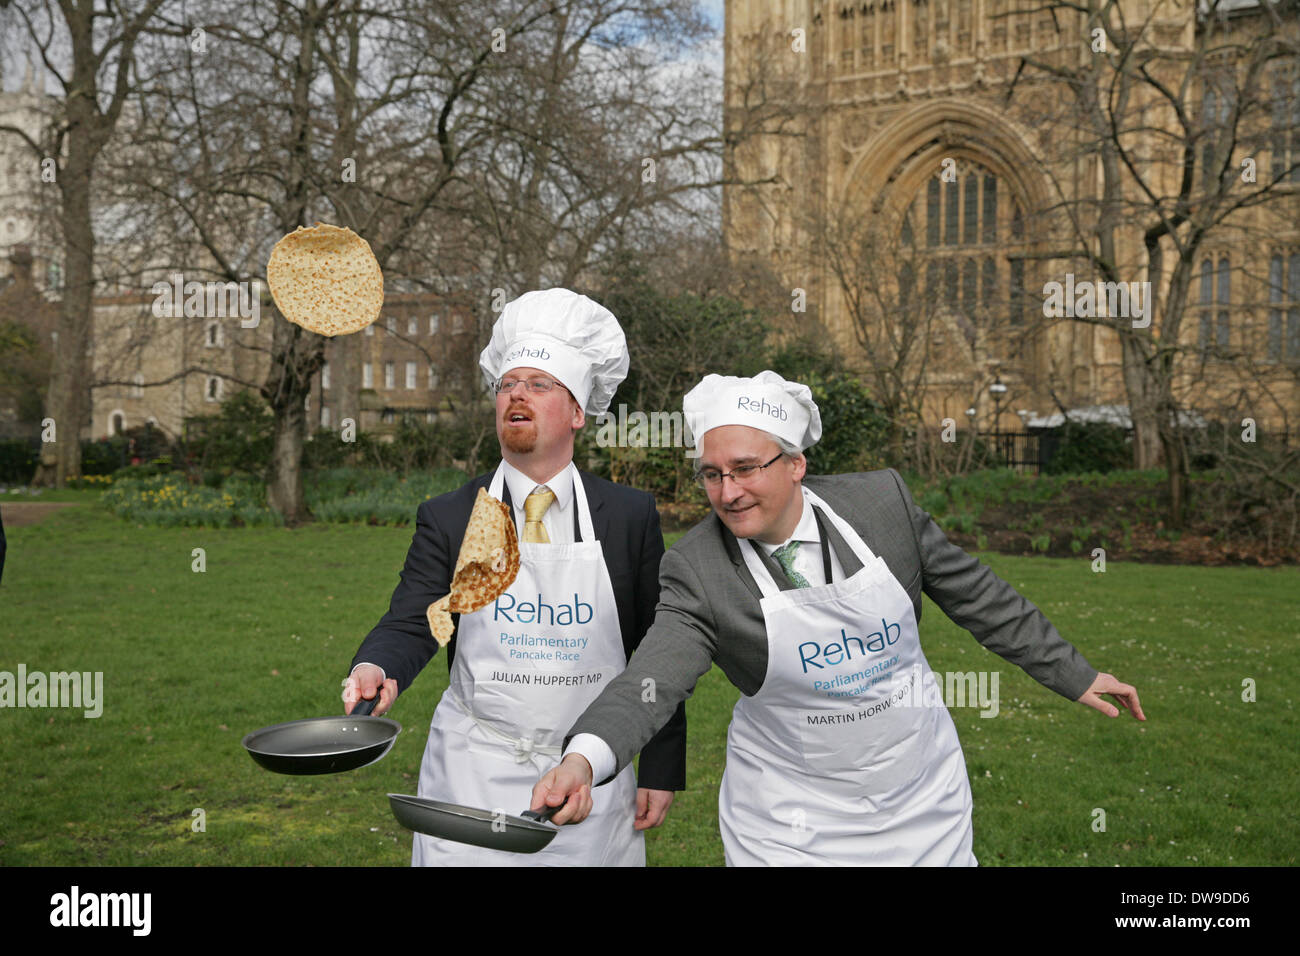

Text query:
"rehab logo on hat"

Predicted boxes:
[[683, 370, 822, 451], [479, 289, 629, 415]]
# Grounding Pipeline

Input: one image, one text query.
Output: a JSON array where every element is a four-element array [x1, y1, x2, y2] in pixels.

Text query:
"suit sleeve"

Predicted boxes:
[[628, 494, 687, 792], [888, 468, 1099, 701], [567, 544, 718, 786], [350, 498, 451, 693]]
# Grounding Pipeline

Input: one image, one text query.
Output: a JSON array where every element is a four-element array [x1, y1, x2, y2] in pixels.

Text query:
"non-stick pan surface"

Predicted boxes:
[[243, 695, 401, 775], [387, 793, 561, 854]]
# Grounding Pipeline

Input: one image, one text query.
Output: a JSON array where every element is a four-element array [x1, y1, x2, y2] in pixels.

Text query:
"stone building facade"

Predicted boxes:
[[723, 0, 1300, 436]]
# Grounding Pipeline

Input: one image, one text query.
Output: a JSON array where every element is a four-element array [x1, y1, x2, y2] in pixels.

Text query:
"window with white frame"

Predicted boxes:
[[428, 364, 438, 389], [205, 320, 223, 348], [321, 405, 331, 428], [322, 362, 331, 389], [205, 376, 222, 402], [365, 323, 374, 337], [405, 361, 417, 389], [429, 314, 440, 334], [384, 361, 395, 389], [386, 315, 395, 335], [132, 372, 144, 398], [363, 362, 373, 388], [408, 317, 418, 336]]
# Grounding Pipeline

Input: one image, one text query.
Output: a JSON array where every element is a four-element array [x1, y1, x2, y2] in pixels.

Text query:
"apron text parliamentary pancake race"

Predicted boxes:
[[413, 465, 642, 866], [720, 487, 977, 866]]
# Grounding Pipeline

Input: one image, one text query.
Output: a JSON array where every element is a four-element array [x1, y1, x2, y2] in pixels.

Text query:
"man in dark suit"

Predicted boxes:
[[347, 289, 684, 866], [534, 370, 1143, 865]]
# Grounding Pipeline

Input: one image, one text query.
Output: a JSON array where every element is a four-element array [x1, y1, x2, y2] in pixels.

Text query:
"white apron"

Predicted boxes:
[[412, 465, 643, 866], [718, 487, 976, 866]]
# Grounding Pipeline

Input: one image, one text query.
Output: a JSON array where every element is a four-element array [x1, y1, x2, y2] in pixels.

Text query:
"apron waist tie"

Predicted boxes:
[[449, 686, 562, 775]]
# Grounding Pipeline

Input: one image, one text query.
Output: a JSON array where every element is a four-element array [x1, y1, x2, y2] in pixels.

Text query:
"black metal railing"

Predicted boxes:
[[978, 430, 1045, 474]]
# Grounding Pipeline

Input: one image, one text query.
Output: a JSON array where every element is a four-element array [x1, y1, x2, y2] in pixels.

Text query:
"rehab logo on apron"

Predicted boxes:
[[797, 621, 903, 700]]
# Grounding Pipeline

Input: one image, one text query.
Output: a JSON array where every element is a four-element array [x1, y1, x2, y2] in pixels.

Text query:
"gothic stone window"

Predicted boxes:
[[1197, 256, 1231, 357], [956, 0, 971, 53], [1271, 61, 1300, 184], [859, 2, 876, 70], [911, 161, 1027, 340], [1201, 75, 1234, 175], [839, 3, 855, 71], [989, 0, 1007, 52], [881, 0, 895, 61], [1268, 252, 1300, 362]]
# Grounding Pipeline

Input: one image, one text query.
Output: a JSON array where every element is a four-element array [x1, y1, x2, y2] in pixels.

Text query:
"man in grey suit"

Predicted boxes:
[[532, 370, 1144, 865]]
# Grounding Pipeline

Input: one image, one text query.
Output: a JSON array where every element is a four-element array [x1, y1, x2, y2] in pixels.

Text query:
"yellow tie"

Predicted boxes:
[[523, 488, 555, 543]]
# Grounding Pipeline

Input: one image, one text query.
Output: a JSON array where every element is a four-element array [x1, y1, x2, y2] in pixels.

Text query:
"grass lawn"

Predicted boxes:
[[1, 496, 1296, 866]]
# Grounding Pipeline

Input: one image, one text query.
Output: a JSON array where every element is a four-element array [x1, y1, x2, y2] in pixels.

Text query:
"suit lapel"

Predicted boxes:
[[579, 469, 608, 544], [716, 517, 765, 602]]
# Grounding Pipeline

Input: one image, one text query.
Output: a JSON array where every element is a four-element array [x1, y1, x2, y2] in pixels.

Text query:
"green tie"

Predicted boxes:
[[771, 541, 810, 589]]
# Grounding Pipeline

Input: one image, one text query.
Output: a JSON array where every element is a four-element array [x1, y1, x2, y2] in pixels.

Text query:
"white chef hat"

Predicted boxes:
[[479, 288, 629, 415], [683, 370, 822, 452]]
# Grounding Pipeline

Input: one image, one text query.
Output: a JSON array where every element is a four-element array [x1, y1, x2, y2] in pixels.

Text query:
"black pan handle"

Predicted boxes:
[[519, 801, 564, 824], [350, 692, 380, 717]]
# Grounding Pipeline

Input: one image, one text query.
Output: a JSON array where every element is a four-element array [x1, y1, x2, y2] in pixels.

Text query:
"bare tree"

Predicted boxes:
[[113, 0, 732, 523], [0, 0, 167, 486], [1008, 0, 1300, 526], [124, 0, 589, 522]]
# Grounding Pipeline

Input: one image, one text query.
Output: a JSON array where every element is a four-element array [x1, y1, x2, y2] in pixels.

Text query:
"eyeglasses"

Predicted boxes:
[[694, 452, 785, 488], [494, 377, 565, 395]]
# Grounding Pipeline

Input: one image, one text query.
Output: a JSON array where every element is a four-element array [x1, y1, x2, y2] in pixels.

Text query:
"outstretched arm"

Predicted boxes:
[[888, 468, 1101, 702]]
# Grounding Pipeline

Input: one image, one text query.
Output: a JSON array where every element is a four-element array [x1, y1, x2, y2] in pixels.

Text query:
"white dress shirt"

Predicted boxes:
[[752, 487, 845, 588], [500, 458, 577, 544]]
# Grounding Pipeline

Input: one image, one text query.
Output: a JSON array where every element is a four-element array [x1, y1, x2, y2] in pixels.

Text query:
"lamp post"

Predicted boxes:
[[965, 407, 976, 470], [989, 376, 1008, 468]]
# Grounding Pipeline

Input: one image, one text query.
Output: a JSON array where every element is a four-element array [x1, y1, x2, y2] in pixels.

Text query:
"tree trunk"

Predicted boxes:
[[33, 83, 99, 487], [264, 316, 323, 525], [23, 1, 159, 485], [1158, 401, 1190, 530], [335, 331, 360, 434], [1120, 334, 1162, 469], [267, 397, 308, 525]]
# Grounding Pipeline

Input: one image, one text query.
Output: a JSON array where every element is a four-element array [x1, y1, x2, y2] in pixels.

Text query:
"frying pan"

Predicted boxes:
[[387, 793, 566, 854], [242, 694, 401, 775]]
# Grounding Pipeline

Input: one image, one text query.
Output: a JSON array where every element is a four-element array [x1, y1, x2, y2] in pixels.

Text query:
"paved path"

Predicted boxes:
[[0, 502, 80, 527]]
